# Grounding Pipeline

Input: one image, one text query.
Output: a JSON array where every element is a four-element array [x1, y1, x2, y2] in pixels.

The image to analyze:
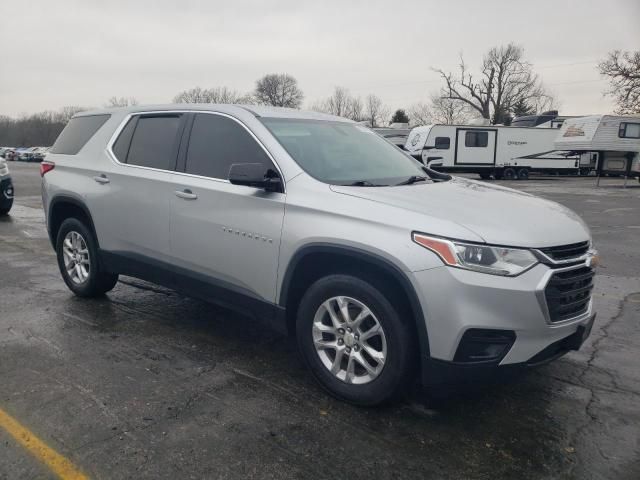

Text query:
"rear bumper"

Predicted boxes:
[[421, 312, 595, 388]]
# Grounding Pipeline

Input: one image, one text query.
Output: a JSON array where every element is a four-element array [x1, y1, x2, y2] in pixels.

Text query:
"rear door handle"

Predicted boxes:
[[174, 189, 198, 200], [93, 174, 110, 184]]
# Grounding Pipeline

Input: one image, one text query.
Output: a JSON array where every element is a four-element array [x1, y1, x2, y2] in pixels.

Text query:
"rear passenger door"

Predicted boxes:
[[94, 113, 186, 261], [169, 112, 286, 304]]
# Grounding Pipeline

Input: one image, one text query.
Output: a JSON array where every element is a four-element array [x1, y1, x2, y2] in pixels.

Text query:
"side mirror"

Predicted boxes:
[[229, 163, 283, 193]]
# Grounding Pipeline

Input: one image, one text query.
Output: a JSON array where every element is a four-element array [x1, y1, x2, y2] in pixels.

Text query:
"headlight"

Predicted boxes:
[[413, 233, 538, 276]]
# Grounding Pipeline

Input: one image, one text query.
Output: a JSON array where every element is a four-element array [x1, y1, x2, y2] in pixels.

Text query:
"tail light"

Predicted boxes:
[[40, 161, 55, 177]]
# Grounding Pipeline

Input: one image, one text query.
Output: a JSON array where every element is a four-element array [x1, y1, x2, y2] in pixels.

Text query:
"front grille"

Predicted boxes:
[[544, 266, 594, 323], [540, 241, 589, 262]]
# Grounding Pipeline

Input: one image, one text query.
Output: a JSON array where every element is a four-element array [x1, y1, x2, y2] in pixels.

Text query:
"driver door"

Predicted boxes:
[[169, 112, 286, 304]]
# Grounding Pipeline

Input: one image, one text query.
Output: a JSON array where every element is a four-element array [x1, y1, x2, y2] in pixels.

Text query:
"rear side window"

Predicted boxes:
[[185, 113, 273, 179], [465, 131, 488, 148], [619, 122, 640, 139], [434, 136, 450, 149], [111, 117, 137, 162], [50, 114, 110, 155], [126, 115, 182, 170]]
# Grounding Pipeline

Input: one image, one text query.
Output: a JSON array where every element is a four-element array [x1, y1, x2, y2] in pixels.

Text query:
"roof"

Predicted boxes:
[[76, 104, 351, 123]]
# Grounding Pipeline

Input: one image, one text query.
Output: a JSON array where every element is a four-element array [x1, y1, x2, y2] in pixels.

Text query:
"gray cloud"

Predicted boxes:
[[1, 0, 639, 117]]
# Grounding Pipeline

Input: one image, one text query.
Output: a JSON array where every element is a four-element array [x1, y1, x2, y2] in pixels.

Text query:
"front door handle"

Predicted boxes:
[[93, 174, 110, 184], [174, 189, 198, 200]]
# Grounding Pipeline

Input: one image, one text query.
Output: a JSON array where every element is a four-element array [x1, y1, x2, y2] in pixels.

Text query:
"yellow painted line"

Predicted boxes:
[[0, 407, 89, 480]]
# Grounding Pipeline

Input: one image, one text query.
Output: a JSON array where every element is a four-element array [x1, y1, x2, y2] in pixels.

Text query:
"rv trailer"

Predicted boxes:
[[554, 115, 640, 180], [404, 124, 580, 179]]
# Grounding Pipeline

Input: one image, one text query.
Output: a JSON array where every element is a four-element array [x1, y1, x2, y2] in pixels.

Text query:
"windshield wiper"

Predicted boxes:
[[394, 175, 430, 186], [346, 180, 387, 187]]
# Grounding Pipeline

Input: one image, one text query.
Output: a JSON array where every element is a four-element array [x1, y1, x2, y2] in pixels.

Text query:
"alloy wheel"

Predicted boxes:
[[62, 231, 90, 284], [312, 296, 387, 385]]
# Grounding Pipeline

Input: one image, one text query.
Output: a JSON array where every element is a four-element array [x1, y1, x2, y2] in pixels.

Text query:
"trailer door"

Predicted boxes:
[[455, 129, 496, 164]]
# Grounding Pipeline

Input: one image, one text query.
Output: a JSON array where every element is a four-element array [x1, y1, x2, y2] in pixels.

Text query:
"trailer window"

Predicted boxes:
[[434, 137, 450, 149], [465, 131, 488, 147], [619, 122, 640, 139]]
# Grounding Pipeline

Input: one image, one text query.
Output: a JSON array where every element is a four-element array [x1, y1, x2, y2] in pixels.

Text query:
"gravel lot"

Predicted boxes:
[[1, 162, 639, 479]]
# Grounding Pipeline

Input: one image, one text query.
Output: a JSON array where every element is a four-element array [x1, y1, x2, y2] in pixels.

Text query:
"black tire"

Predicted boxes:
[[56, 218, 118, 297], [296, 274, 415, 406], [503, 168, 516, 180], [516, 168, 529, 180], [493, 171, 503, 180]]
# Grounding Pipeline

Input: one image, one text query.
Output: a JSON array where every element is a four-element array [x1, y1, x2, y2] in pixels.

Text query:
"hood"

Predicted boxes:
[[330, 178, 590, 248]]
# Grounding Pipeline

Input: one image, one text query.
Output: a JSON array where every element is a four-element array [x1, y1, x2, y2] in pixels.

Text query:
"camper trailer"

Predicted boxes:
[[404, 124, 580, 179], [554, 115, 640, 179]]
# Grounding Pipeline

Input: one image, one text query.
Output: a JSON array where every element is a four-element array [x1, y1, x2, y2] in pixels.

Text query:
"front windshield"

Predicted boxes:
[[261, 118, 427, 186]]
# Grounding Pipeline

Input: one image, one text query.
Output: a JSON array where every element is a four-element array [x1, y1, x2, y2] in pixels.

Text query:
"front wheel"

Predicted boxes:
[[56, 218, 119, 297], [296, 274, 414, 406], [516, 168, 529, 180]]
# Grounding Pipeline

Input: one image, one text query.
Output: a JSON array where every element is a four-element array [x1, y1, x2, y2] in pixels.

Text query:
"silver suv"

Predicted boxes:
[[42, 105, 597, 405]]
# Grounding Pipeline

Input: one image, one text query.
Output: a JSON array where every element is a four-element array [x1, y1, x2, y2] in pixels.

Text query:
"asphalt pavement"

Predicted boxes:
[[1, 162, 639, 479]]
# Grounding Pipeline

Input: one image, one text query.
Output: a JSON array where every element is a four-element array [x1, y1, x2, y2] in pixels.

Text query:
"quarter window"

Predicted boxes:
[[126, 115, 183, 170], [434, 136, 450, 149], [465, 131, 489, 148], [185, 113, 273, 179], [619, 122, 640, 139], [50, 114, 110, 155]]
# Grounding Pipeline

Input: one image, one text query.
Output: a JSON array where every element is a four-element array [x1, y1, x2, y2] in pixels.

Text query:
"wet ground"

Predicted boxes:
[[1, 162, 639, 479]]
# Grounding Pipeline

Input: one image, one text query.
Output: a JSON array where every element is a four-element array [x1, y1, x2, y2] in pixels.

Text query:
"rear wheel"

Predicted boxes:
[[503, 168, 516, 180], [296, 274, 414, 406], [516, 168, 529, 180], [56, 218, 118, 297]]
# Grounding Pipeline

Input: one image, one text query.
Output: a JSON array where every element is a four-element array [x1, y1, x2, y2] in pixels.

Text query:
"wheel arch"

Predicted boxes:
[[48, 195, 99, 249], [279, 243, 430, 359]]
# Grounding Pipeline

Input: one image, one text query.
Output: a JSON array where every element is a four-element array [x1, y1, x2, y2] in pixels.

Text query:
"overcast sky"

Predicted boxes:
[[1, 0, 639, 118]]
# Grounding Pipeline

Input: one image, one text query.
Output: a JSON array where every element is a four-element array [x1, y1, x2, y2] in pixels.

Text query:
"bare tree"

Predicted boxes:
[[407, 102, 432, 126], [173, 86, 251, 104], [429, 93, 472, 124], [433, 43, 552, 124], [310, 88, 366, 121], [348, 96, 364, 121], [364, 94, 389, 127], [324, 87, 352, 117], [106, 96, 139, 108], [598, 50, 640, 114], [254, 73, 304, 108], [0, 106, 89, 146]]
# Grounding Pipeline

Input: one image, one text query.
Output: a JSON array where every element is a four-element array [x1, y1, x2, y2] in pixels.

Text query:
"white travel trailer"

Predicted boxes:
[[404, 124, 580, 179], [554, 115, 640, 179]]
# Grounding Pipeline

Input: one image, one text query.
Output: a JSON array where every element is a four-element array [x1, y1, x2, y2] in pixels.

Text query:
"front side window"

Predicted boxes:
[[185, 114, 274, 179], [619, 122, 640, 139], [434, 136, 450, 149], [465, 131, 488, 148], [126, 115, 182, 170], [50, 114, 110, 155], [261, 119, 426, 185]]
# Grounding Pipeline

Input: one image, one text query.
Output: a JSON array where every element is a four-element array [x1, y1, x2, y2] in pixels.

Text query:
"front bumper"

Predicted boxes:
[[411, 262, 595, 386], [421, 312, 595, 387], [1, 177, 14, 210]]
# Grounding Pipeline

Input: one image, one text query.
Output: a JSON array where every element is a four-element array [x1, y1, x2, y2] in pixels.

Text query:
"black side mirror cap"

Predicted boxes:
[[228, 163, 283, 193]]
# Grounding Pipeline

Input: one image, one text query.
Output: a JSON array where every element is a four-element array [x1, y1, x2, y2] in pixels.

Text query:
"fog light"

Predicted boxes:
[[453, 329, 516, 363]]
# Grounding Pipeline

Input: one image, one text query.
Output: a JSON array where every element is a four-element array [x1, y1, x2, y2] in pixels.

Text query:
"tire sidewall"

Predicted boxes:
[[56, 218, 102, 297], [296, 275, 412, 406], [503, 168, 516, 180]]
